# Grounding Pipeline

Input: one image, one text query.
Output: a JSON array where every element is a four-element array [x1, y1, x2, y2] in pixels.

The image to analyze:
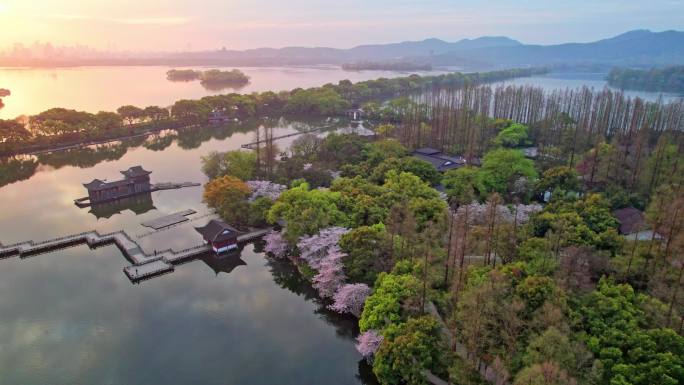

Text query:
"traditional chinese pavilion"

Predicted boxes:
[[194, 219, 239, 254], [83, 166, 152, 204]]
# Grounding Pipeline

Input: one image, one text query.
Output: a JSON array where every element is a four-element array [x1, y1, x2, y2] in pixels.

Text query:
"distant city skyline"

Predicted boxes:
[[1, 0, 683, 52]]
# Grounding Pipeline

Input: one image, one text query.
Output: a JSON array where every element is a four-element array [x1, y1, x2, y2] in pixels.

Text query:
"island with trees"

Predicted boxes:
[[0, 88, 9, 110], [166, 68, 250, 90], [195, 74, 684, 385], [199, 69, 250, 88], [166, 69, 202, 81], [607, 65, 684, 93], [342, 61, 433, 71]]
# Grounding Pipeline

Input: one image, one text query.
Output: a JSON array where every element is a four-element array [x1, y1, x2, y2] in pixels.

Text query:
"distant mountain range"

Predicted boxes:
[[1, 30, 682, 69], [426, 30, 684, 69]]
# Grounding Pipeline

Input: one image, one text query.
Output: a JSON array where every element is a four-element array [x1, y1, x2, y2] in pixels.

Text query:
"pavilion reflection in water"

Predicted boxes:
[[199, 251, 247, 276], [88, 192, 156, 219]]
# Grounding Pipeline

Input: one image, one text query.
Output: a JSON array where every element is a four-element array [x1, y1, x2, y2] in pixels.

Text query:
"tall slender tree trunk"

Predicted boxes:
[[627, 230, 639, 275], [667, 261, 684, 327], [444, 210, 454, 287]]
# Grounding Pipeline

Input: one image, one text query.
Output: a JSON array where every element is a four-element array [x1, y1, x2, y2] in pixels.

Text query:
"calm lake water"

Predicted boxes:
[[0, 67, 681, 119], [0, 119, 378, 385], [493, 72, 684, 102], [0, 65, 451, 118]]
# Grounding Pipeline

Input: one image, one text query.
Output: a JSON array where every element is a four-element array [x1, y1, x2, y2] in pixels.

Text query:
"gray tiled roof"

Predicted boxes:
[[195, 219, 239, 243], [120, 166, 151, 178]]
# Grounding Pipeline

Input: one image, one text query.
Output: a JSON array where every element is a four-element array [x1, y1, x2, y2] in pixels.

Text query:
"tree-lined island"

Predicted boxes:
[[607, 66, 684, 93], [166, 68, 250, 90], [0, 88, 9, 110]]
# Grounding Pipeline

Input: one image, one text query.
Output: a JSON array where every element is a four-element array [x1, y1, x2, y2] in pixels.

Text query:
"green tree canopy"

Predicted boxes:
[[267, 182, 348, 243], [201, 150, 257, 180], [495, 122, 529, 147], [360, 272, 420, 332], [339, 223, 392, 284], [373, 315, 448, 385], [0, 119, 31, 142], [580, 279, 684, 385], [535, 166, 580, 196], [480, 148, 538, 196], [171, 99, 212, 123], [442, 166, 485, 203], [116, 105, 144, 124]]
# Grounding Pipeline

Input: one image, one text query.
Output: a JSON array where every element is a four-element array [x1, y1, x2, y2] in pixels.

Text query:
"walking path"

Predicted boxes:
[[425, 301, 509, 385], [0, 226, 272, 283], [240, 127, 323, 149]]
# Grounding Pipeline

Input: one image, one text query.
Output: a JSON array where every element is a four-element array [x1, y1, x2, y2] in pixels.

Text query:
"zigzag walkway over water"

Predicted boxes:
[[0, 227, 272, 283]]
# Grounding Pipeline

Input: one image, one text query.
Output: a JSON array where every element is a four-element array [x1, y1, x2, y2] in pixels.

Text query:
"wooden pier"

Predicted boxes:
[[0, 226, 272, 283], [141, 209, 197, 230], [240, 128, 322, 149]]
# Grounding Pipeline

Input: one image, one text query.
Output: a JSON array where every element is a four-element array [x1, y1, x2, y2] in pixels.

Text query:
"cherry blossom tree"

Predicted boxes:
[[312, 245, 347, 298], [263, 230, 288, 258], [297, 226, 349, 270], [454, 202, 541, 225], [246, 180, 287, 202], [329, 283, 371, 317], [356, 330, 384, 360]]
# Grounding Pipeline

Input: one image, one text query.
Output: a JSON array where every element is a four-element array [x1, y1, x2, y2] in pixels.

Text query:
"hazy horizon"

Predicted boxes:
[[1, 0, 683, 52]]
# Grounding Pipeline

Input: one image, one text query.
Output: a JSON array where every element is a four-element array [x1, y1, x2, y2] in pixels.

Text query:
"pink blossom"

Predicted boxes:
[[328, 283, 371, 317], [297, 227, 349, 270], [312, 245, 347, 298], [246, 180, 287, 202], [454, 202, 541, 225], [263, 230, 288, 258], [355, 330, 384, 360]]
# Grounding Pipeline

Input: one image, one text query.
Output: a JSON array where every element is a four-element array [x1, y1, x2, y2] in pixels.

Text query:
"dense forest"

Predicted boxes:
[[196, 76, 684, 384], [0, 67, 545, 155], [393, 84, 683, 196], [607, 66, 684, 93]]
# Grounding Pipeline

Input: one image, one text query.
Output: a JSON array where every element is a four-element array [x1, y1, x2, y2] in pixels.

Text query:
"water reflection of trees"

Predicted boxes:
[[200, 82, 248, 92], [36, 143, 129, 169], [260, 250, 379, 385], [0, 117, 337, 188], [143, 133, 176, 151], [0, 158, 38, 187]]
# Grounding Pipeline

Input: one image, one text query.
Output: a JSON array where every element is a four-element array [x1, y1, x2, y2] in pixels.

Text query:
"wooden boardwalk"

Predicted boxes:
[[141, 209, 197, 230], [0, 227, 272, 283], [240, 128, 322, 149]]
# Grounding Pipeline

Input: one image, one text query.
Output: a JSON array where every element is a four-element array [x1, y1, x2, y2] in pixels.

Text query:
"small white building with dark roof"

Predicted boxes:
[[195, 219, 240, 254]]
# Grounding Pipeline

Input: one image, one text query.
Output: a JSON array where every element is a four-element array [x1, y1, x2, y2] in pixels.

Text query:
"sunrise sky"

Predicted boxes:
[[1, 0, 683, 51]]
